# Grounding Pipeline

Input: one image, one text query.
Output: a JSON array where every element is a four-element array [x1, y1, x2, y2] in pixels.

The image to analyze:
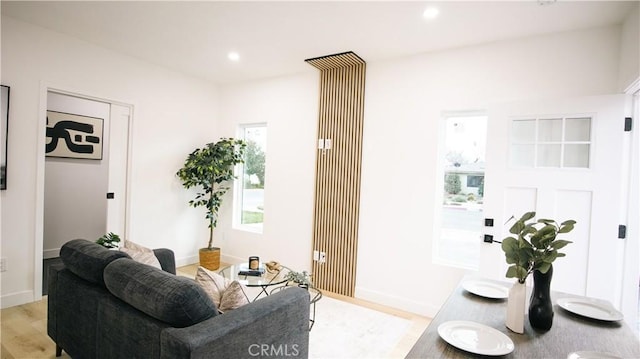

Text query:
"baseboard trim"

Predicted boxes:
[[355, 286, 439, 318], [43, 248, 60, 259], [1, 290, 34, 309], [175, 255, 198, 268]]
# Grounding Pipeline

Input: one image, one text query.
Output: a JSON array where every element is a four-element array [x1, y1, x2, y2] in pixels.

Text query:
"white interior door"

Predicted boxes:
[[105, 104, 130, 237], [481, 95, 631, 310], [44, 92, 110, 257]]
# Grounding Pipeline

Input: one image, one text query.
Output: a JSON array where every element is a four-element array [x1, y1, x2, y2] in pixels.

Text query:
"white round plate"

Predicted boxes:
[[462, 279, 509, 299], [437, 320, 514, 356], [567, 351, 622, 359], [557, 298, 623, 321]]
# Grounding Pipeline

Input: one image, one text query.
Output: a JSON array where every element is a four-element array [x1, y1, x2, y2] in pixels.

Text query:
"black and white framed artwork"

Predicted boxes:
[[1, 85, 9, 190], [46, 110, 104, 160]]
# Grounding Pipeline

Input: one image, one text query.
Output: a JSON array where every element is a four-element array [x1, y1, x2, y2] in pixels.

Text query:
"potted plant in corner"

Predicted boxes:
[[502, 211, 574, 333], [176, 138, 246, 270]]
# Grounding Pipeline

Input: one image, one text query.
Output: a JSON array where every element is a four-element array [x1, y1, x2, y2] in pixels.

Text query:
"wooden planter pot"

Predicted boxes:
[[199, 247, 221, 270]]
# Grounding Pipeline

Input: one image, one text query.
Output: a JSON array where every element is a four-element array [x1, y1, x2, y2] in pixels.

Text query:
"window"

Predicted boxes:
[[435, 114, 487, 269], [235, 124, 267, 232], [466, 175, 483, 188], [510, 117, 591, 168]]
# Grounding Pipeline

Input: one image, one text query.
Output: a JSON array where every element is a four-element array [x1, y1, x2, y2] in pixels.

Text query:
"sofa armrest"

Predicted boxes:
[[160, 287, 310, 359], [152, 248, 176, 274], [47, 262, 66, 342]]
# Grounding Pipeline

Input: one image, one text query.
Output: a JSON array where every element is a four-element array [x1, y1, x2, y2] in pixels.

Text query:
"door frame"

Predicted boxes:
[[34, 83, 134, 300], [621, 79, 640, 330]]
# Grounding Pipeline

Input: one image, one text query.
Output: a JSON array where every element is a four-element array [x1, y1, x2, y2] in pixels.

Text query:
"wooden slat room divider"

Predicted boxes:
[[305, 51, 366, 297]]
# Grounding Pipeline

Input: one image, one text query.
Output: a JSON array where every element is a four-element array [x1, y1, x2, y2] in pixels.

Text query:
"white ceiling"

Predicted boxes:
[[2, 1, 636, 84]]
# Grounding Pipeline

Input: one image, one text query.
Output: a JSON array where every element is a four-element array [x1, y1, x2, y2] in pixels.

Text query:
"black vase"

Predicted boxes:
[[529, 265, 554, 331]]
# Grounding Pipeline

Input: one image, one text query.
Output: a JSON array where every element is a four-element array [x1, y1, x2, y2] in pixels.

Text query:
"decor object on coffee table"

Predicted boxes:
[[285, 269, 313, 289], [176, 138, 246, 270], [501, 211, 574, 332]]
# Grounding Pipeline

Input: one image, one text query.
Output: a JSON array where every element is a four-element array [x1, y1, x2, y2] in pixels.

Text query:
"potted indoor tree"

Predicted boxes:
[[502, 211, 574, 332], [176, 138, 246, 270]]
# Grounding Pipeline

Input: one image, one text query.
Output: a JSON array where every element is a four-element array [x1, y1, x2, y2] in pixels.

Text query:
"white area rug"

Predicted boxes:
[[309, 296, 411, 359]]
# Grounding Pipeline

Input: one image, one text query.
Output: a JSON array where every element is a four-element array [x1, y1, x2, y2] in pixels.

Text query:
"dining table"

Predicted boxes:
[[406, 277, 640, 358]]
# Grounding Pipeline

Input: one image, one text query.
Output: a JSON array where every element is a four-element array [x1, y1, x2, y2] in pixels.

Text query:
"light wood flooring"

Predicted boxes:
[[1, 263, 430, 358]]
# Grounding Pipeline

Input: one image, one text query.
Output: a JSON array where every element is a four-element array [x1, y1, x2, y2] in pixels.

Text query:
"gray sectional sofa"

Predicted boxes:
[[47, 239, 310, 358]]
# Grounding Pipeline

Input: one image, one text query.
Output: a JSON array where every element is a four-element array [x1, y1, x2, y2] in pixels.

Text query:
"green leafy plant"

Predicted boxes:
[[244, 140, 265, 187], [285, 270, 313, 286], [176, 138, 246, 249], [501, 212, 575, 283], [444, 173, 461, 194], [96, 232, 121, 249]]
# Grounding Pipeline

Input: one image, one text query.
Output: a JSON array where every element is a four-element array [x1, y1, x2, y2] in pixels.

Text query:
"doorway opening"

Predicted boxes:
[[37, 88, 132, 298]]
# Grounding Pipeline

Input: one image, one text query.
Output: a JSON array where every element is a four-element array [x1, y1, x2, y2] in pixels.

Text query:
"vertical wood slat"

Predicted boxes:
[[306, 52, 365, 297]]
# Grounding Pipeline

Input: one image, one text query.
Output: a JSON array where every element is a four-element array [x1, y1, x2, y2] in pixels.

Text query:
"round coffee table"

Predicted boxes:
[[270, 283, 323, 330], [219, 263, 289, 301]]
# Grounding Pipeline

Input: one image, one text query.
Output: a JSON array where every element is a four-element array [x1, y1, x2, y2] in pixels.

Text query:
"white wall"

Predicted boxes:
[[357, 26, 622, 316], [217, 73, 319, 272], [44, 93, 110, 258], [0, 17, 220, 307], [219, 25, 625, 317], [619, 3, 640, 91], [0, 15, 635, 315]]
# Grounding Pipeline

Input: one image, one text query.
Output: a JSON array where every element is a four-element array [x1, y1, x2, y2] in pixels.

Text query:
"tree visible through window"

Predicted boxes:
[[436, 114, 487, 269], [236, 124, 267, 231]]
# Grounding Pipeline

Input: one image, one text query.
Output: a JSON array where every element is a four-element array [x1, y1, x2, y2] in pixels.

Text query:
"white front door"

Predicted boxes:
[[481, 95, 631, 310]]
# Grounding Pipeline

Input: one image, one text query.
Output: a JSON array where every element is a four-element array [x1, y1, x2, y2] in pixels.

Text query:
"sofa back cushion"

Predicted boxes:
[[104, 258, 218, 328], [60, 239, 131, 286]]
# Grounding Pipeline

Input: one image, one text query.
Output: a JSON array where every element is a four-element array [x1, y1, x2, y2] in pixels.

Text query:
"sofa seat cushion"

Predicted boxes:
[[60, 239, 131, 286], [104, 258, 218, 328]]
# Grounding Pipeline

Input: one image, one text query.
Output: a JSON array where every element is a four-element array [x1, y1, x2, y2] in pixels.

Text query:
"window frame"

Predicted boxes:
[[433, 111, 488, 271], [508, 115, 593, 169], [233, 123, 267, 233]]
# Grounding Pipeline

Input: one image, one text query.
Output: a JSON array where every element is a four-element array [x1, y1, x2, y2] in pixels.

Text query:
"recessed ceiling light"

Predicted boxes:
[[228, 52, 240, 62], [423, 7, 439, 20]]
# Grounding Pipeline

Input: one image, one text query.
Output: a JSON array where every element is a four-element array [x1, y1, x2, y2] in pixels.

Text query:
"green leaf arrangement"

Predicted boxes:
[[176, 138, 246, 249], [502, 212, 575, 283], [96, 232, 121, 249], [285, 270, 313, 286]]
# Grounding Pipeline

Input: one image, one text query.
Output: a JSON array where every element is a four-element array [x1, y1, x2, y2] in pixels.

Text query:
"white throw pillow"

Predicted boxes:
[[219, 280, 250, 313], [194, 266, 249, 313], [119, 239, 162, 269], [195, 266, 230, 308]]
